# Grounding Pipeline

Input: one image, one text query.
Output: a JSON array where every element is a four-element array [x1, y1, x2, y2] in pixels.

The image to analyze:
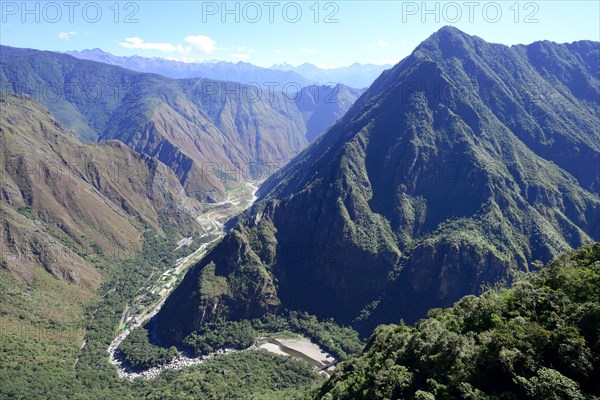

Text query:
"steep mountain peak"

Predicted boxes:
[[430, 24, 470, 38], [270, 61, 295, 70], [413, 25, 482, 59], [154, 30, 599, 343]]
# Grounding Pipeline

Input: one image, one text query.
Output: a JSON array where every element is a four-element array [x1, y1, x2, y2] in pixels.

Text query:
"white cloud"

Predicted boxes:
[[274, 49, 285, 54], [118, 35, 253, 62], [119, 37, 179, 53], [184, 35, 217, 54], [177, 45, 192, 55], [367, 40, 387, 51], [58, 31, 77, 40]]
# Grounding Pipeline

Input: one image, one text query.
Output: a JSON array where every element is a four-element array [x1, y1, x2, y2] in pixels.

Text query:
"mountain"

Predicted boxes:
[[1, 46, 362, 202], [314, 243, 600, 399], [0, 94, 225, 399], [65, 48, 312, 86], [153, 27, 600, 345], [65, 48, 388, 88], [271, 62, 393, 88], [0, 94, 198, 287], [295, 84, 366, 141]]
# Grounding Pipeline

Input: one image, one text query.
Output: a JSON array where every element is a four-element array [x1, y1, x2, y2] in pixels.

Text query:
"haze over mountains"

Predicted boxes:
[[65, 48, 313, 87], [270, 61, 394, 89], [1, 46, 362, 201], [154, 27, 600, 344], [66, 48, 390, 88]]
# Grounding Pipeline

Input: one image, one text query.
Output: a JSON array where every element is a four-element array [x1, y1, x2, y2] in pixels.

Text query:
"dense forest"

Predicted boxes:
[[313, 243, 600, 399]]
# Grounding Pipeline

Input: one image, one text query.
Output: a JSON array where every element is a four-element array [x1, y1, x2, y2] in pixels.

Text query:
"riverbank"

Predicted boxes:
[[256, 337, 336, 374]]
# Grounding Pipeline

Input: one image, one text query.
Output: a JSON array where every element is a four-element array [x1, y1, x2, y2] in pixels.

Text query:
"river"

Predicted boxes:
[[105, 182, 336, 381]]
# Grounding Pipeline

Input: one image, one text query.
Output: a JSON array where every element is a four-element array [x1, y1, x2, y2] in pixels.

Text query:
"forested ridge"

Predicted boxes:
[[313, 243, 600, 399]]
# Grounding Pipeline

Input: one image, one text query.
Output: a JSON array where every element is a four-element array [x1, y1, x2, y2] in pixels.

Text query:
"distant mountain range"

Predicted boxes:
[[65, 48, 390, 88], [1, 46, 363, 202], [65, 48, 312, 87], [153, 26, 600, 345], [270, 62, 393, 88]]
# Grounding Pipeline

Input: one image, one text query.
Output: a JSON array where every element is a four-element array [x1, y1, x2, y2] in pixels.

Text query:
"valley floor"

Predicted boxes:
[[104, 180, 343, 383], [106, 182, 260, 379]]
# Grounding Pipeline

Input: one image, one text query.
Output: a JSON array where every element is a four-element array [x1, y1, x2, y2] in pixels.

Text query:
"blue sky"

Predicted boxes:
[[1, 1, 599, 68]]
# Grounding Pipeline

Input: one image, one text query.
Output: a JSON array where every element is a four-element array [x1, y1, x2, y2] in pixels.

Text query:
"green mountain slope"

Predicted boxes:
[[153, 27, 599, 344], [314, 242, 600, 399], [0, 46, 362, 201], [0, 94, 209, 399]]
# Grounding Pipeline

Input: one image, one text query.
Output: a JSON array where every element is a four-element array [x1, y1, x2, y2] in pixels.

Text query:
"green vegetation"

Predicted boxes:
[[73, 230, 189, 391], [314, 243, 600, 399], [16, 206, 36, 220], [142, 351, 324, 400], [182, 312, 364, 360], [1, 227, 327, 399], [0, 265, 91, 400], [183, 320, 256, 356], [73, 229, 340, 396], [118, 328, 178, 372], [119, 310, 363, 370]]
